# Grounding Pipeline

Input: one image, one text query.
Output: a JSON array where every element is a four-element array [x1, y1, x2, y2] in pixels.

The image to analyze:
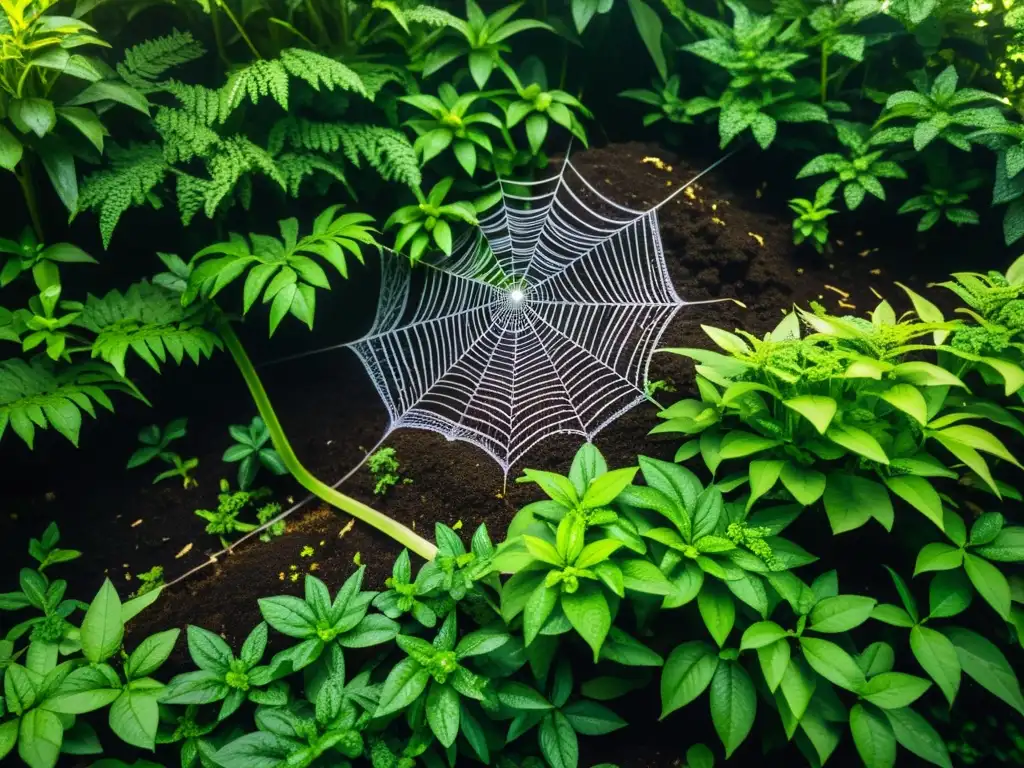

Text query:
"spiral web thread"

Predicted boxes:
[[305, 151, 731, 475]]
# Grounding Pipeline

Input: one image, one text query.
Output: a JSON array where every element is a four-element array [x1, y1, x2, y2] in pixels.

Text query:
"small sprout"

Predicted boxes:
[[367, 447, 411, 495], [452, 520, 463, 531], [133, 566, 164, 597], [353, 552, 362, 565], [128, 419, 199, 488], [299, 545, 314, 558], [289, 573, 299, 583]]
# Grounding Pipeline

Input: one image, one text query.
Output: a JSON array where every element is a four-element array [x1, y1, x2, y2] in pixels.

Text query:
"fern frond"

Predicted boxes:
[[337, 124, 420, 188], [154, 107, 220, 163], [176, 136, 285, 224], [279, 48, 368, 99], [78, 143, 168, 249], [0, 358, 140, 448], [74, 281, 222, 376], [350, 63, 414, 99], [117, 30, 205, 93], [404, 5, 463, 28], [276, 152, 351, 196], [221, 59, 290, 116], [163, 80, 223, 125], [268, 116, 347, 154]]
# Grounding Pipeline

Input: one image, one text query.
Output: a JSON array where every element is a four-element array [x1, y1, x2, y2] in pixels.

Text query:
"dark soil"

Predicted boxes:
[[0, 141, 984, 767]]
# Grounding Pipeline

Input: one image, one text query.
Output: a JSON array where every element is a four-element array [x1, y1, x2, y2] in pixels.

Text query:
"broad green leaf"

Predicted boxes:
[[757, 638, 791, 693], [258, 596, 318, 638], [779, 656, 816, 722], [739, 621, 788, 651], [81, 580, 124, 663], [963, 553, 1011, 618], [709, 661, 756, 758], [747, 460, 783, 510], [698, 581, 735, 648], [823, 475, 891, 534], [561, 699, 627, 735], [975, 527, 1024, 562], [809, 595, 876, 633], [909, 626, 959, 707], [942, 626, 1024, 715], [883, 475, 943, 529], [109, 691, 159, 750], [18, 709, 62, 768], [375, 658, 429, 716], [913, 543, 962, 575], [784, 395, 837, 434], [539, 711, 578, 768], [928, 569, 972, 619], [850, 703, 897, 768], [779, 462, 826, 506], [826, 423, 888, 464], [860, 672, 931, 709], [582, 467, 637, 508], [883, 707, 952, 768], [426, 682, 460, 748], [799, 637, 866, 693], [660, 641, 718, 718], [126, 629, 179, 679], [879, 384, 928, 424], [718, 431, 781, 460], [562, 585, 611, 662]]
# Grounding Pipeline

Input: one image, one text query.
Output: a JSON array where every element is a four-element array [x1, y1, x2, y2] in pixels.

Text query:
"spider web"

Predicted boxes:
[[301, 152, 730, 475]]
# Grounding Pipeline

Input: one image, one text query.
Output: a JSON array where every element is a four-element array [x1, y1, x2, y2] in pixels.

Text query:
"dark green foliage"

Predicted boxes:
[[223, 416, 287, 490]]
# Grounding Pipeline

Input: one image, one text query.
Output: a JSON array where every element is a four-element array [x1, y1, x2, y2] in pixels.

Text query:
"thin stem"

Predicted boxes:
[[15, 160, 44, 242], [215, 0, 262, 60], [210, 1, 230, 66], [340, 0, 350, 51], [819, 43, 829, 104], [304, 0, 331, 48], [218, 320, 438, 561]]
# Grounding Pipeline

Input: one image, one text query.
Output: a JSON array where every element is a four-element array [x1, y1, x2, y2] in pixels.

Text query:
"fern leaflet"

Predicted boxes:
[[77, 143, 168, 249], [117, 30, 205, 93], [336, 124, 421, 188], [73, 281, 222, 376], [221, 59, 290, 114], [279, 49, 367, 98], [0, 358, 141, 448], [277, 152, 351, 196]]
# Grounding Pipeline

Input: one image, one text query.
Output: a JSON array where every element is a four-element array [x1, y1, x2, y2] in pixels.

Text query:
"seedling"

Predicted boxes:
[[134, 565, 165, 597], [257, 501, 285, 543], [368, 446, 413, 495], [193, 480, 272, 547], [127, 418, 199, 488], [222, 415, 288, 490]]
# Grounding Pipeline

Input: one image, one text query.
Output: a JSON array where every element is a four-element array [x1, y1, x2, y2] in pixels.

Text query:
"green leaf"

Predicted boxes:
[[81, 579, 124, 663], [879, 384, 928, 424], [974, 527, 1024, 562], [426, 682, 459, 748], [942, 626, 1024, 715], [739, 621, 789, 651], [0, 720, 17, 761], [10, 98, 56, 138], [826, 423, 888, 464], [539, 711, 578, 768], [258, 596, 318, 638], [757, 638, 791, 693], [850, 703, 897, 768], [698, 581, 735, 648], [779, 656, 817, 723], [497, 681, 552, 710], [126, 629, 179, 679], [928, 569, 972, 619], [562, 699, 627, 735], [799, 637, 866, 693], [660, 641, 718, 719], [883, 475, 943, 529], [747, 460, 783, 510], [582, 467, 637, 508], [860, 672, 931, 709], [18, 709, 62, 768], [914, 543, 962, 575], [0, 125, 24, 170], [562, 585, 611, 662], [779, 462, 826, 506], [970, 512, 1005, 546], [910, 626, 959, 707], [627, 0, 667, 80], [718, 431, 780, 460], [783, 395, 837, 434], [809, 595, 876, 633], [885, 565, 919, 622], [963, 553, 1011, 618], [823, 475, 891, 534], [109, 690, 159, 750], [375, 658, 429, 717], [709, 661, 756, 758], [525, 113, 548, 155], [67, 80, 150, 114], [883, 707, 952, 768]]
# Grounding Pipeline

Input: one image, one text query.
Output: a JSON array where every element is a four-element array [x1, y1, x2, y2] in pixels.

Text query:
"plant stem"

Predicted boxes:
[[820, 44, 829, 104], [215, 0, 262, 60], [210, 1, 230, 66], [340, 0, 350, 51], [304, 0, 331, 48], [15, 159, 44, 242], [217, 320, 438, 561]]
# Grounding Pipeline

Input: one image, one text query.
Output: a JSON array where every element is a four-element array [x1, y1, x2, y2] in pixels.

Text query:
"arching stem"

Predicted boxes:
[[217, 320, 438, 561]]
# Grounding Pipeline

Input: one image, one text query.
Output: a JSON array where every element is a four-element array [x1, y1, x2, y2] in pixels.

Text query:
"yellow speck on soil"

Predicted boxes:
[[711, 203, 718, 211], [309, 563, 320, 571], [711, 217, 725, 226], [279, 572, 285, 581], [870, 268, 881, 276], [684, 187, 696, 200], [870, 287, 884, 300], [125, 573, 132, 581], [796, 268, 804, 275], [320, 540, 326, 546], [452, 520, 463, 530], [641, 156, 672, 172], [858, 248, 878, 257], [300, 546, 314, 558], [338, 519, 355, 538], [824, 285, 850, 299], [353, 552, 362, 566], [131, 519, 143, 528], [838, 300, 857, 310], [289, 564, 298, 571], [665, 180, 672, 186], [289, 573, 299, 583], [175, 543, 193, 559], [747, 232, 764, 247]]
